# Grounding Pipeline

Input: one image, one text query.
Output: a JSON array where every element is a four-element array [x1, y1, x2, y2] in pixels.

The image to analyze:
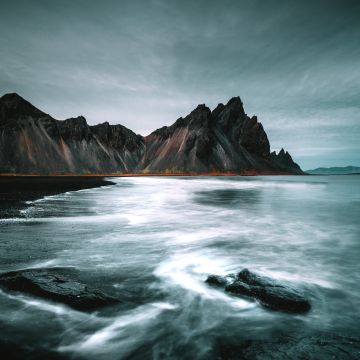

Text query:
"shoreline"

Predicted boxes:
[[0, 177, 115, 218], [0, 172, 298, 219], [0, 171, 299, 177]]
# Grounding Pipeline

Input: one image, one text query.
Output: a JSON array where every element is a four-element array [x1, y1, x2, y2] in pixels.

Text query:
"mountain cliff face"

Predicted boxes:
[[143, 97, 301, 173], [0, 93, 144, 174], [0, 93, 303, 174]]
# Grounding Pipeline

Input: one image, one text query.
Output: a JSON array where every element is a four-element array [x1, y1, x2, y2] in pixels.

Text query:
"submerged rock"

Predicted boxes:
[[205, 274, 235, 287], [206, 268, 310, 313], [0, 267, 117, 311]]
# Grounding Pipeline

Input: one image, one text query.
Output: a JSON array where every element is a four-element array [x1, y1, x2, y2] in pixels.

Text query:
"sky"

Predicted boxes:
[[0, 0, 359, 169]]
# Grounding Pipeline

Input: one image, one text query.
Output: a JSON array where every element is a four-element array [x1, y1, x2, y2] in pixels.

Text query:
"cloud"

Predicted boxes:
[[0, 0, 359, 168]]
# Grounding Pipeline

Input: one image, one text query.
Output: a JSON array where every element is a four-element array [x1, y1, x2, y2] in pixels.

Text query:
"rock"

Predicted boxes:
[[270, 148, 303, 174], [205, 274, 235, 287], [206, 269, 310, 313], [0, 268, 117, 311]]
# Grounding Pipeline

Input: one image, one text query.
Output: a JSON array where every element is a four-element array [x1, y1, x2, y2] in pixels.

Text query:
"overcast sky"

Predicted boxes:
[[1, 0, 359, 169]]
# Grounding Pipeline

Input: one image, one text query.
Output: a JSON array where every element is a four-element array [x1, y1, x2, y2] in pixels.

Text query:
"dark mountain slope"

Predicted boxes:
[[0, 93, 303, 175], [143, 97, 303, 174], [0, 94, 144, 174]]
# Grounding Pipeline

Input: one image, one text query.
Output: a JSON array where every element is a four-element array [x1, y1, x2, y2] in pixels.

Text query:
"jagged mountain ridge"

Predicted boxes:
[[0, 93, 144, 173], [143, 97, 301, 173], [0, 93, 303, 174]]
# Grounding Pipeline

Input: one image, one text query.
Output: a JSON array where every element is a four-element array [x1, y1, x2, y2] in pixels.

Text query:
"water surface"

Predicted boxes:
[[0, 176, 359, 358]]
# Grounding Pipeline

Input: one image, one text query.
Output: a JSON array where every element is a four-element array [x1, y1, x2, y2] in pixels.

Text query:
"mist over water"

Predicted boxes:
[[0, 176, 359, 359]]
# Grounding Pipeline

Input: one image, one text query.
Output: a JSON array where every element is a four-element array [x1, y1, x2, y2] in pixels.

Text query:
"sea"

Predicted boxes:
[[0, 175, 359, 359]]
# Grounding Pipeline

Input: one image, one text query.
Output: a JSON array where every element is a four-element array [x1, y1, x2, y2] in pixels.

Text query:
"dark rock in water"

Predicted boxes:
[[0, 267, 117, 311], [205, 274, 235, 287], [206, 275, 229, 287], [206, 268, 310, 313]]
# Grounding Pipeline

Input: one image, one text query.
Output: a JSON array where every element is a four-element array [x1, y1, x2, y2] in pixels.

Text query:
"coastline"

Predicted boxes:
[[0, 176, 115, 218], [0, 171, 300, 219], [0, 171, 299, 177]]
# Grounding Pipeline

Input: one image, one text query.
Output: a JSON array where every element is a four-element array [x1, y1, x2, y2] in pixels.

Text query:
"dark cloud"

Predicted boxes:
[[1, 0, 359, 168]]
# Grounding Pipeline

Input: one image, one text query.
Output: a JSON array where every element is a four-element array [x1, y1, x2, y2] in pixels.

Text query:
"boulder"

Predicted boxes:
[[206, 268, 310, 313], [0, 267, 117, 311], [205, 274, 235, 287]]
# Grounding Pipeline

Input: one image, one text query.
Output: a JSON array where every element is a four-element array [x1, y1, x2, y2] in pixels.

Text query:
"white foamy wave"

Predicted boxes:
[[0, 217, 34, 223], [59, 302, 176, 355], [25, 192, 72, 205], [261, 269, 336, 289], [154, 253, 253, 310], [121, 176, 326, 191], [0, 289, 75, 316], [27, 259, 64, 269]]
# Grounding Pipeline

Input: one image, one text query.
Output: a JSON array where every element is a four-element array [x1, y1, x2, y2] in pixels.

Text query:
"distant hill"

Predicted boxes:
[[306, 166, 360, 175], [0, 93, 303, 175]]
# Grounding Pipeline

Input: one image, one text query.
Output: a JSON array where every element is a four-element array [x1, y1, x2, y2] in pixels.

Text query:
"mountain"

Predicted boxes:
[[306, 166, 360, 175], [0, 93, 303, 175], [0, 93, 144, 174]]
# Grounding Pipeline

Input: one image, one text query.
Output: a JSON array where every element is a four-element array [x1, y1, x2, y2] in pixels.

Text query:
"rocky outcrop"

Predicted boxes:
[[0, 267, 117, 311], [270, 148, 303, 174], [0, 93, 303, 174], [206, 269, 310, 313]]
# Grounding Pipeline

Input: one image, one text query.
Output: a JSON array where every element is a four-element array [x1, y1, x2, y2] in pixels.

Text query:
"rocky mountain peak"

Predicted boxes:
[[211, 103, 225, 119], [226, 96, 242, 105], [225, 96, 245, 112], [190, 104, 211, 116], [63, 116, 87, 126], [270, 148, 302, 173], [195, 103, 209, 110], [1, 93, 23, 102], [187, 104, 211, 129], [0, 93, 47, 122]]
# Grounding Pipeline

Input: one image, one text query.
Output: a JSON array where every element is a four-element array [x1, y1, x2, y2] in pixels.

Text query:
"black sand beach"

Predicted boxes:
[[0, 177, 115, 218]]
